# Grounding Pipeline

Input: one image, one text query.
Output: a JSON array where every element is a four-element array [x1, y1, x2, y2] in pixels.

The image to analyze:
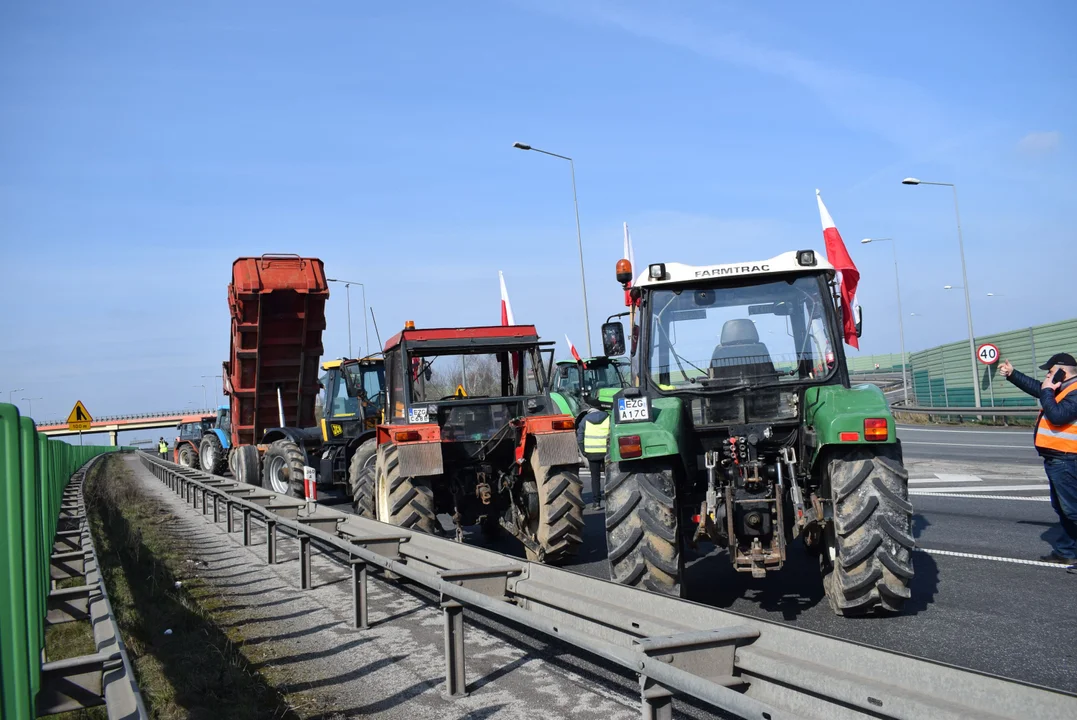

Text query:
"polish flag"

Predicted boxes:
[[566, 334, 583, 364], [623, 222, 636, 307], [816, 189, 860, 349], [499, 270, 515, 326]]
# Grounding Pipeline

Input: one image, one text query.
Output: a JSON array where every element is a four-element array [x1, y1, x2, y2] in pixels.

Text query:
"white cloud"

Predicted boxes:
[[1016, 131, 1061, 154]]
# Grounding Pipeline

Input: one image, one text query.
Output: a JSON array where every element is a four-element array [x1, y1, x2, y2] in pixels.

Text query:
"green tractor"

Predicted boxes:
[[601, 251, 913, 616], [549, 354, 632, 419]]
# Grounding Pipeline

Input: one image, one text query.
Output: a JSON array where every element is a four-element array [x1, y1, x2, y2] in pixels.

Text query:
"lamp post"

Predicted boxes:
[[193, 384, 207, 410], [513, 142, 593, 357], [7, 388, 24, 404], [202, 375, 223, 407], [902, 177, 980, 407], [21, 397, 42, 417], [327, 278, 369, 358], [861, 238, 908, 404]]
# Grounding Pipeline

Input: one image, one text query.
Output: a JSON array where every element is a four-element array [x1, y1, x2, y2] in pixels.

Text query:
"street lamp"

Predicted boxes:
[[513, 141, 593, 356], [202, 375, 223, 407], [861, 238, 909, 404], [902, 177, 980, 407], [7, 388, 24, 404], [327, 278, 369, 358], [21, 397, 42, 417], [193, 384, 207, 409]]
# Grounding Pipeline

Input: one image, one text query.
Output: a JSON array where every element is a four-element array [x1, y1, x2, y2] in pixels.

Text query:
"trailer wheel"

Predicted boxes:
[[263, 439, 306, 497], [604, 458, 684, 597], [824, 444, 914, 616], [527, 458, 584, 564], [232, 446, 260, 485], [177, 443, 197, 468], [348, 439, 377, 518], [199, 433, 228, 476], [375, 442, 437, 534]]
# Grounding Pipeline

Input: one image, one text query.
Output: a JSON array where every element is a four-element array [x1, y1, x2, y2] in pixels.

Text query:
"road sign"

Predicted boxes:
[[977, 343, 999, 365], [66, 400, 93, 431]]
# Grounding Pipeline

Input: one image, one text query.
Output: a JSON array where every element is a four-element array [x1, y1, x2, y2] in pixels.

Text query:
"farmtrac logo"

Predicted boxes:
[[694, 264, 770, 277]]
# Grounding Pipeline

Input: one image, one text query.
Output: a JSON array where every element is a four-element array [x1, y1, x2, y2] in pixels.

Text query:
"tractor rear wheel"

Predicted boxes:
[[823, 444, 914, 616], [375, 442, 438, 534], [177, 443, 196, 468], [232, 445, 261, 485], [604, 458, 684, 597], [199, 433, 228, 476], [527, 458, 584, 564], [262, 439, 306, 498], [348, 439, 377, 518]]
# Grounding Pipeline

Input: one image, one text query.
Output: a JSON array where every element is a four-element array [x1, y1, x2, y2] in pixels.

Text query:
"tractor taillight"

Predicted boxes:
[[394, 430, 421, 443], [864, 418, 888, 441], [618, 435, 643, 459], [839, 431, 860, 442], [551, 419, 574, 431]]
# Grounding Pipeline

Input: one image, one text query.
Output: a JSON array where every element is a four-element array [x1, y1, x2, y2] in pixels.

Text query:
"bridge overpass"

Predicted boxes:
[[36, 409, 216, 446]]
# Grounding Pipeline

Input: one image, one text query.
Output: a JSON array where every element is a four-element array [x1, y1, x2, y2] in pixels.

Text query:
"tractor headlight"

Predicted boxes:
[[648, 263, 666, 280], [796, 250, 816, 266]]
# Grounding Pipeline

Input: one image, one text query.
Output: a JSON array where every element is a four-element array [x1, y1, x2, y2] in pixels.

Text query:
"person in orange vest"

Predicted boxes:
[[1000, 352, 1077, 566]]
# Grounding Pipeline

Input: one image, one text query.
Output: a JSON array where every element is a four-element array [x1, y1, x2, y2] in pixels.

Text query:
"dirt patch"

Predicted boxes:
[[85, 454, 298, 720]]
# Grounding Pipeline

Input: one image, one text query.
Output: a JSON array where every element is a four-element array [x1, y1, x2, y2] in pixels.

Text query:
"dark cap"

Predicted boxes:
[[1039, 352, 1077, 370]]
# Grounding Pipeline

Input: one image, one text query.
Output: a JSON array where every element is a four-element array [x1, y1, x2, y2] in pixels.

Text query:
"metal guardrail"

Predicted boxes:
[[891, 404, 1041, 417], [38, 456, 148, 719], [139, 452, 1076, 720]]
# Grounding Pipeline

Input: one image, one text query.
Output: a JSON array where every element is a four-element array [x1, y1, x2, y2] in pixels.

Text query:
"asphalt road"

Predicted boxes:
[[897, 423, 1042, 465]]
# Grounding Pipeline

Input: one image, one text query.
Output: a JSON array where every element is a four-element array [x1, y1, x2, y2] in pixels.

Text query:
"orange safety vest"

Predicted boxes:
[[1035, 382, 1077, 454]]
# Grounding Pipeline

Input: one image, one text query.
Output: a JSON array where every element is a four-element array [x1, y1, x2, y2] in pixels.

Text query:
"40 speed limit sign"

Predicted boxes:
[[977, 343, 999, 365]]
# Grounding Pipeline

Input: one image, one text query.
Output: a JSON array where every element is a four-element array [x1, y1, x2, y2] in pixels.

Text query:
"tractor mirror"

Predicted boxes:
[[854, 306, 863, 338], [602, 321, 626, 357], [559, 366, 570, 379]]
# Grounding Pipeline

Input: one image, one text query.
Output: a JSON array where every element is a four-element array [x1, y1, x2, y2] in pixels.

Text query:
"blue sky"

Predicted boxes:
[[1, 0, 1074, 433]]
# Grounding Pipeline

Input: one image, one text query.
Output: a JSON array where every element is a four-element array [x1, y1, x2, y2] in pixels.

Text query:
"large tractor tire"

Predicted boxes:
[[375, 442, 438, 534], [527, 458, 584, 564], [232, 445, 261, 485], [604, 458, 684, 597], [177, 443, 197, 468], [824, 444, 914, 616], [199, 433, 228, 476], [348, 439, 377, 518], [262, 439, 306, 498]]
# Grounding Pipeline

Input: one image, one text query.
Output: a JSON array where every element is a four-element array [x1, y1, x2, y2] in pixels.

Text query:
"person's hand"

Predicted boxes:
[[1042, 372, 1061, 391], [998, 359, 1014, 378]]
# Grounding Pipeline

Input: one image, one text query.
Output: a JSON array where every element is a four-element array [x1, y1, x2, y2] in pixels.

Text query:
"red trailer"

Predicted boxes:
[[222, 254, 329, 483]]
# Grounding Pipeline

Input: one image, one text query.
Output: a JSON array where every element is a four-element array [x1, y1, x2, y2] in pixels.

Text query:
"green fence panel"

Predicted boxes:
[[1, 404, 31, 720], [20, 416, 44, 702]]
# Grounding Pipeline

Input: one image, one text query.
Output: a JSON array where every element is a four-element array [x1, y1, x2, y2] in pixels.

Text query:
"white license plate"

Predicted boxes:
[[618, 397, 649, 421], [408, 407, 429, 423]]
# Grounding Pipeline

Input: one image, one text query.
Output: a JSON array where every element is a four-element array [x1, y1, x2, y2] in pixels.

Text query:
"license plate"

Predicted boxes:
[[618, 397, 649, 422], [408, 407, 429, 423]]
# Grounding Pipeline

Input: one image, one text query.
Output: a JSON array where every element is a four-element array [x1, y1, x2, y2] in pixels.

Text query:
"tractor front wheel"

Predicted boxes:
[[526, 458, 584, 564], [262, 440, 306, 498], [375, 442, 438, 534], [604, 458, 684, 597], [199, 433, 228, 476], [348, 439, 377, 518], [177, 443, 197, 468], [823, 444, 914, 616]]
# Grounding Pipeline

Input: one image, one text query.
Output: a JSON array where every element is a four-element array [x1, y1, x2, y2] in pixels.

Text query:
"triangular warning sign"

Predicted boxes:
[[67, 400, 93, 425], [454, 384, 468, 398]]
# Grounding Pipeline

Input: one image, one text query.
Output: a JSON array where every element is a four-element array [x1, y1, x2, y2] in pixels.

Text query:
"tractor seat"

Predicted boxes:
[[709, 319, 777, 381]]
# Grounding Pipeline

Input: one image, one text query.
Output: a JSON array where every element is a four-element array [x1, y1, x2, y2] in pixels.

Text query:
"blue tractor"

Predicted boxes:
[[198, 406, 232, 475]]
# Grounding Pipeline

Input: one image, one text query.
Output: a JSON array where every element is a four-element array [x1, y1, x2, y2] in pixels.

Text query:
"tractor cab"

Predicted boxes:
[[551, 356, 631, 417], [318, 357, 386, 444]]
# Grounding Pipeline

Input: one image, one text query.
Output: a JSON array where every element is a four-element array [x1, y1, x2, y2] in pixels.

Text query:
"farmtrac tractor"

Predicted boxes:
[[549, 355, 631, 420], [197, 406, 232, 475], [259, 357, 385, 499], [355, 322, 585, 564], [601, 251, 913, 616]]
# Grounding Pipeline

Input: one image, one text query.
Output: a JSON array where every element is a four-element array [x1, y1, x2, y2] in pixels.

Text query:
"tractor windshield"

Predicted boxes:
[[646, 274, 837, 393], [408, 349, 544, 403]]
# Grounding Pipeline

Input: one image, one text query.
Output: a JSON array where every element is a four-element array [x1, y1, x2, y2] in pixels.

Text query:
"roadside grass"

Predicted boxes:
[[80, 454, 299, 720]]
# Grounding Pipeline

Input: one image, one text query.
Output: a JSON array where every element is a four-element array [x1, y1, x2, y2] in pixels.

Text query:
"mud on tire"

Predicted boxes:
[[527, 458, 584, 564], [262, 439, 306, 498], [604, 458, 684, 597], [348, 439, 377, 518], [375, 442, 438, 534], [824, 443, 914, 615]]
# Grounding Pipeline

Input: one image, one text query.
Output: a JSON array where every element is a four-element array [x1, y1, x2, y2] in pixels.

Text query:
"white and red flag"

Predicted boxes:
[[815, 189, 860, 349], [565, 334, 583, 364], [498, 270, 515, 326], [623, 222, 636, 306]]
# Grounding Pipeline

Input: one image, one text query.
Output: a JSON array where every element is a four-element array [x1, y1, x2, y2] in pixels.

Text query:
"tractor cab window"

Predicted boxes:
[[406, 348, 544, 403], [647, 274, 836, 391], [343, 362, 386, 420], [582, 360, 627, 394]]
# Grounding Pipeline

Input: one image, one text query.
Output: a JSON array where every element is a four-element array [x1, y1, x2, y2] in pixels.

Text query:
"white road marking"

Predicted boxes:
[[911, 492, 1050, 502], [897, 427, 1030, 436], [911, 483, 1049, 493], [915, 547, 1071, 568], [901, 441, 1029, 449]]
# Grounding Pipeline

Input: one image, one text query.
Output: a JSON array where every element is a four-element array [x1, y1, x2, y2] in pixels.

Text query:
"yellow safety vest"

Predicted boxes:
[[1036, 383, 1077, 454], [158, 441, 168, 453], [583, 416, 610, 455]]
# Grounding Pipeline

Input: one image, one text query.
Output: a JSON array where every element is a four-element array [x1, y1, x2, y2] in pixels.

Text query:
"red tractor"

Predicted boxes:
[[354, 322, 585, 564]]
